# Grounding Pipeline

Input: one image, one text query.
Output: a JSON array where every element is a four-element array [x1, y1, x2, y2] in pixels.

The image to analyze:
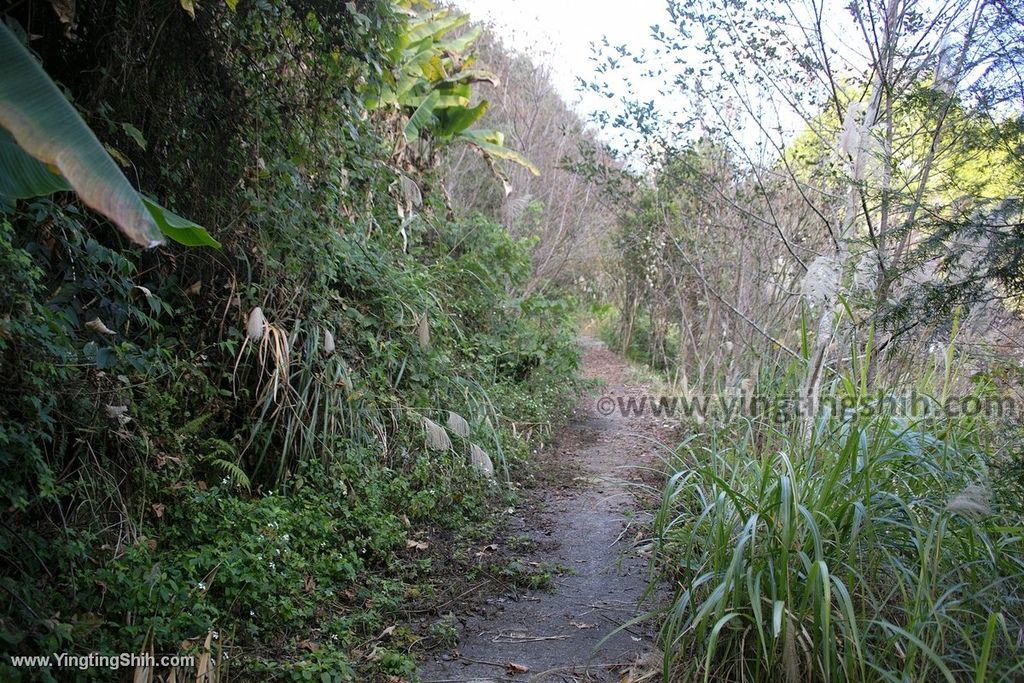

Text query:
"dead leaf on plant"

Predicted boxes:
[[405, 539, 429, 551]]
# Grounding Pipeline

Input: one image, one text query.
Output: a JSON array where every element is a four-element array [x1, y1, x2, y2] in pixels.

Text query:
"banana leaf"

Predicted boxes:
[[0, 23, 161, 247]]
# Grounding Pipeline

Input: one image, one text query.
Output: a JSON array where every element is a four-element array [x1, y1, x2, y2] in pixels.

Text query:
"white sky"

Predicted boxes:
[[452, 0, 671, 113], [450, 0, 960, 166]]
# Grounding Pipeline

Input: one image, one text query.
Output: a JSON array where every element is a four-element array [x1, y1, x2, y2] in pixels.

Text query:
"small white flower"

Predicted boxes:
[[269, 561, 276, 570], [221, 477, 229, 485], [282, 533, 290, 542], [197, 582, 207, 591], [249, 610, 255, 616], [212, 631, 219, 640]]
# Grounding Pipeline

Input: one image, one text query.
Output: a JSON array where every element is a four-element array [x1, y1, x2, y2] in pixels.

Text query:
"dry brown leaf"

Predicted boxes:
[[151, 503, 165, 519], [85, 317, 116, 335], [506, 661, 529, 674], [405, 539, 429, 551], [298, 639, 320, 653], [194, 630, 213, 683]]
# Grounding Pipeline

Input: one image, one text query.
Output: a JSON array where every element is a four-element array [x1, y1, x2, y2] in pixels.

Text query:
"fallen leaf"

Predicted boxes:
[[298, 639, 320, 653], [151, 503, 165, 519], [571, 621, 597, 629], [405, 539, 428, 551], [378, 625, 396, 639], [506, 662, 529, 674]]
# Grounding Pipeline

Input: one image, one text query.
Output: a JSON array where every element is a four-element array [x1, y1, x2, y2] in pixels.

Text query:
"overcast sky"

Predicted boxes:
[[450, 0, 883, 164], [452, 0, 671, 112]]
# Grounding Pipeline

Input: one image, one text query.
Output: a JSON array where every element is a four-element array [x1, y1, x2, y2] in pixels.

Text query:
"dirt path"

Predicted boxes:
[[417, 338, 675, 682]]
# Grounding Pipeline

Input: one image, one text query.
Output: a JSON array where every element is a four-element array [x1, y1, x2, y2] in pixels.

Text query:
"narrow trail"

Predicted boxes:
[[418, 338, 676, 682]]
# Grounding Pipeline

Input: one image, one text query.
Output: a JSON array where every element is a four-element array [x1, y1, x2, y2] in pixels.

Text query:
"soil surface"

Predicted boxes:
[[417, 338, 677, 682]]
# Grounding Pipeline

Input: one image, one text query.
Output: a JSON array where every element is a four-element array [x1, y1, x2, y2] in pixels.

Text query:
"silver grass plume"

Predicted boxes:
[[801, 255, 841, 307], [323, 328, 336, 355], [422, 417, 451, 451], [417, 314, 430, 349], [446, 411, 470, 438], [946, 483, 991, 516], [247, 307, 266, 342], [399, 174, 423, 208], [934, 31, 954, 94], [838, 102, 863, 158], [852, 249, 879, 294], [470, 443, 495, 478]]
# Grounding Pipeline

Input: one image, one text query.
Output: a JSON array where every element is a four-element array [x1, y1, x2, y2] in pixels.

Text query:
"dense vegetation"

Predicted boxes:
[[0, 1, 580, 679], [3, 0, 1024, 681], [585, 0, 1024, 680]]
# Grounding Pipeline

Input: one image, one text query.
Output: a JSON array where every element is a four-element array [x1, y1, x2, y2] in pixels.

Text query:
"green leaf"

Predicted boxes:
[[405, 11, 468, 46], [0, 128, 71, 199], [440, 69, 499, 88], [435, 101, 488, 139], [121, 122, 147, 151], [141, 196, 220, 249], [0, 23, 163, 247], [439, 25, 482, 55], [458, 129, 540, 175], [404, 91, 441, 142]]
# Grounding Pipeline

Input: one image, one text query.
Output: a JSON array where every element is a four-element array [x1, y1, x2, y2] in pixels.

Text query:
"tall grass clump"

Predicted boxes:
[[651, 372, 1024, 681]]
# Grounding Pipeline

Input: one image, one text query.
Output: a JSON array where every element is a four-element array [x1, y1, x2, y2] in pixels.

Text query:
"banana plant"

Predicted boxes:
[[0, 23, 219, 248], [370, 3, 539, 187]]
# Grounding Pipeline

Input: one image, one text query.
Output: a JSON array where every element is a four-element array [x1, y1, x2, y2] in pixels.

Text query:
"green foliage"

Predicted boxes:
[[0, 24, 216, 249], [369, 3, 539, 180], [650, 364, 1024, 682], [0, 0, 578, 679]]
